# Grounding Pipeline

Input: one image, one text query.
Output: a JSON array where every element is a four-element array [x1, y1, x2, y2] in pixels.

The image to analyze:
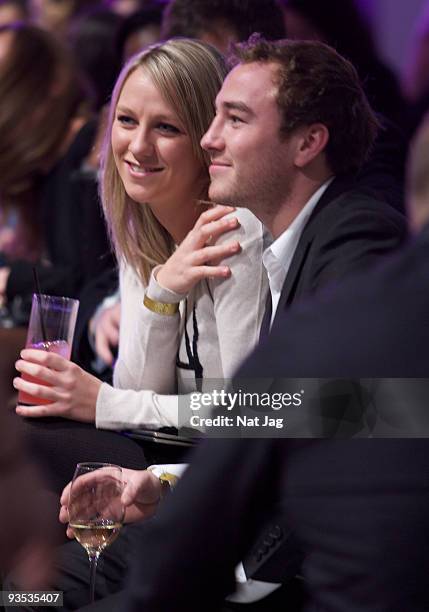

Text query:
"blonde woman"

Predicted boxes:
[[14, 40, 267, 447]]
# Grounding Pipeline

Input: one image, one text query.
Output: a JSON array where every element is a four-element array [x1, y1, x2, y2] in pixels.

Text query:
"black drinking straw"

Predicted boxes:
[[32, 267, 48, 344]]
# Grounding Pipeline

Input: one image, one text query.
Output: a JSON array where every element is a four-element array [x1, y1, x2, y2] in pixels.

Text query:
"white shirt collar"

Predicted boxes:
[[262, 177, 334, 325]]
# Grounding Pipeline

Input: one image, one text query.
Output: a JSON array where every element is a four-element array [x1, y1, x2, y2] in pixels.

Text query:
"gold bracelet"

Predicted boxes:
[[143, 294, 179, 316]]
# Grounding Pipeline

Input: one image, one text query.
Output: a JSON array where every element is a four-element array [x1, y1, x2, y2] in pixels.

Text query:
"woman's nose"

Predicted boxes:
[[128, 128, 155, 159]]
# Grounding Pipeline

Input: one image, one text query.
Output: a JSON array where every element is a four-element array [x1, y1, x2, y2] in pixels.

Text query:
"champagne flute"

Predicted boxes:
[[68, 462, 124, 604]]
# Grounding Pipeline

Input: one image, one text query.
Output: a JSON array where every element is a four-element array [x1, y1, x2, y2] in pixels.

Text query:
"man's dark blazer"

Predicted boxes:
[[248, 194, 421, 587], [262, 175, 407, 334], [257, 222, 429, 378], [122, 225, 429, 612]]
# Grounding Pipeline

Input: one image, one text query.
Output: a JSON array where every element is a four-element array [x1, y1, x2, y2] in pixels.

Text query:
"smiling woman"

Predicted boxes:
[[102, 38, 229, 284], [15, 39, 268, 491], [110, 68, 205, 241]]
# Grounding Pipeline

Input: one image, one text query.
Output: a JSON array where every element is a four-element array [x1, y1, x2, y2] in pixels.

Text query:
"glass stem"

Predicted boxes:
[[88, 552, 100, 603]]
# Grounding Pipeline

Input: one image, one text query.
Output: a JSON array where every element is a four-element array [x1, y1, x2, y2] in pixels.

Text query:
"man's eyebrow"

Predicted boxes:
[[221, 101, 255, 116]]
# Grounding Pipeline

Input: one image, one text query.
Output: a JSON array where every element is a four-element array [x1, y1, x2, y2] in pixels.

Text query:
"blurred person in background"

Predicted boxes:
[[30, 0, 103, 38], [401, 1, 429, 136], [278, 0, 408, 213], [0, 0, 28, 25], [161, 0, 286, 54], [112, 0, 167, 19], [68, 8, 123, 112], [116, 3, 162, 62], [0, 23, 114, 328], [279, 0, 406, 128]]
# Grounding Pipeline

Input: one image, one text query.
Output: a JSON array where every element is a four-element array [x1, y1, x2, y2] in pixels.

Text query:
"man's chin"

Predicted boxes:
[[208, 185, 234, 206]]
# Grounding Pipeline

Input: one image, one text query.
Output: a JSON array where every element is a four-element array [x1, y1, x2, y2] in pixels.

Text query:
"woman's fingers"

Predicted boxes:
[[15, 359, 62, 385], [193, 241, 241, 265], [155, 206, 241, 294], [193, 265, 232, 281], [19, 349, 69, 371], [13, 375, 58, 400], [15, 402, 62, 418], [193, 205, 235, 230], [193, 215, 239, 247]]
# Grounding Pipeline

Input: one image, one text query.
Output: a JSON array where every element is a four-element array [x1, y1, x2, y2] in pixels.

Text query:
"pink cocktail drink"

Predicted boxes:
[[17, 293, 79, 406], [18, 339, 71, 405]]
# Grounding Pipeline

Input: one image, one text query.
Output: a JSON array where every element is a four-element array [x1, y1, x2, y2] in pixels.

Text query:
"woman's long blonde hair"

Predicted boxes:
[[101, 38, 227, 285]]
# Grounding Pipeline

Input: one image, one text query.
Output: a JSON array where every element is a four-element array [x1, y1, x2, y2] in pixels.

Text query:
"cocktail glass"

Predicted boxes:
[[18, 293, 79, 405]]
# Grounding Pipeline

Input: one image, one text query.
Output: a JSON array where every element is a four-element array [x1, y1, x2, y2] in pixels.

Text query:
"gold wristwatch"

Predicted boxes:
[[159, 471, 179, 497]]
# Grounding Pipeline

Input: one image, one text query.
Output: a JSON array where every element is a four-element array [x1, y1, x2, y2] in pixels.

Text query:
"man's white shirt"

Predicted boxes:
[[262, 177, 334, 327]]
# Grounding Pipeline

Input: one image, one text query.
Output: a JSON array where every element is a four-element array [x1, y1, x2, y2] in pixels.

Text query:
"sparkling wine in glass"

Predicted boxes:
[[68, 463, 124, 604]]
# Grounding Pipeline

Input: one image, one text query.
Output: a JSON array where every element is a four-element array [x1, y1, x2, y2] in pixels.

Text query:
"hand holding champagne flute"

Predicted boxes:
[[68, 463, 124, 604]]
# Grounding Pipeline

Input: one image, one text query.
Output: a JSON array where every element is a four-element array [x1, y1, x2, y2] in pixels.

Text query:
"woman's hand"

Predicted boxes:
[[14, 349, 102, 422], [59, 468, 161, 537], [156, 205, 241, 294]]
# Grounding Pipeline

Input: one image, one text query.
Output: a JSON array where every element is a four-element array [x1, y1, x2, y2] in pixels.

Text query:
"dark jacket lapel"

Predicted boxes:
[[275, 176, 355, 316]]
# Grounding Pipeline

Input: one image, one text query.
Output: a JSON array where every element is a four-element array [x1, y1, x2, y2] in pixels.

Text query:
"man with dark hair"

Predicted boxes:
[[202, 36, 405, 333], [229, 36, 379, 175], [161, 0, 285, 53]]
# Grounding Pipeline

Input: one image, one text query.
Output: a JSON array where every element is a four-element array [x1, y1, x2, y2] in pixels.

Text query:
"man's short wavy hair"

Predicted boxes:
[[229, 35, 380, 176]]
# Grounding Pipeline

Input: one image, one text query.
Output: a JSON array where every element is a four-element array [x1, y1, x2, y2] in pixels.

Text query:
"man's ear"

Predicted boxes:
[[294, 123, 329, 168]]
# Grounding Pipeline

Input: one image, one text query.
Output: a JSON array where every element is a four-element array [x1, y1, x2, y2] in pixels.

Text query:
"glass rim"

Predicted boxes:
[[75, 462, 123, 471], [32, 293, 79, 304]]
